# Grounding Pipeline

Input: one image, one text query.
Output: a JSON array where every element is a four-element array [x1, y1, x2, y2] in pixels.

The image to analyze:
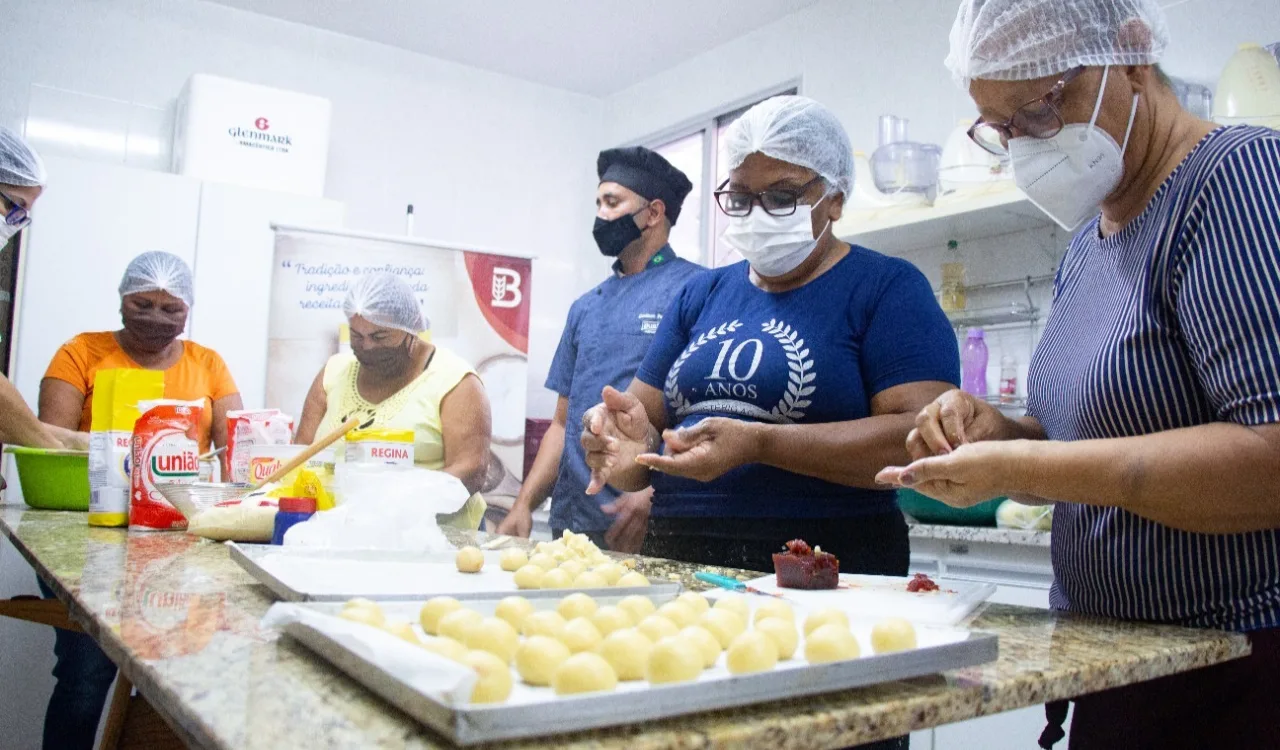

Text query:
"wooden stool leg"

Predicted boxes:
[[98, 674, 132, 750]]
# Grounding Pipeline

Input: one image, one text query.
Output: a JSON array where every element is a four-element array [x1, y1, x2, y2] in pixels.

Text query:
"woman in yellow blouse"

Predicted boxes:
[[296, 272, 490, 529]]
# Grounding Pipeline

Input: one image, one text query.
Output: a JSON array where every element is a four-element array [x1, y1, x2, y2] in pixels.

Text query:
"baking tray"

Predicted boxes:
[[277, 595, 999, 745], [229, 543, 680, 602], [724, 573, 997, 626]]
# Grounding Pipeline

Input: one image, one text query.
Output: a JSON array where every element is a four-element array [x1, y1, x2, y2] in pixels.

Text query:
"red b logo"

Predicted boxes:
[[254, 117, 270, 131]]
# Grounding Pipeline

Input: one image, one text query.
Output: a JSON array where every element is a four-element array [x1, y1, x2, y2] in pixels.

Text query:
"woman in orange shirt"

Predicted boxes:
[[39, 250, 242, 457]]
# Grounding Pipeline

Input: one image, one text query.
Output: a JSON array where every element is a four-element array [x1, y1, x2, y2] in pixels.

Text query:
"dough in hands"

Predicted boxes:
[[463, 616, 520, 664], [803, 607, 850, 636], [437, 608, 483, 643], [418, 597, 462, 635], [755, 617, 799, 660], [552, 652, 619, 695], [617, 595, 657, 623], [463, 650, 513, 704], [499, 548, 528, 572], [515, 635, 571, 686], [494, 596, 535, 630], [804, 623, 861, 664], [870, 618, 918, 654], [645, 636, 703, 684], [557, 592, 598, 621], [455, 546, 484, 573], [599, 628, 653, 681], [726, 630, 779, 675]]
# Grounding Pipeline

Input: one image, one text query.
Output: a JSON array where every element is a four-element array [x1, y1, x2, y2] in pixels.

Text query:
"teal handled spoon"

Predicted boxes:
[[695, 572, 789, 600]]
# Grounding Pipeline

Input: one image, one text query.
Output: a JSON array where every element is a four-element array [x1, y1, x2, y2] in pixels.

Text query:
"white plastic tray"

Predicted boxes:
[[721, 573, 996, 626]]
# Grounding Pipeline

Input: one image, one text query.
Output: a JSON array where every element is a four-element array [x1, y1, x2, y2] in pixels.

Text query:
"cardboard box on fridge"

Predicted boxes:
[[172, 74, 331, 197]]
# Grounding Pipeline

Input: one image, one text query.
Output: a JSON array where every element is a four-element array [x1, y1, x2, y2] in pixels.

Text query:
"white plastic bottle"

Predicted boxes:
[[999, 354, 1018, 404]]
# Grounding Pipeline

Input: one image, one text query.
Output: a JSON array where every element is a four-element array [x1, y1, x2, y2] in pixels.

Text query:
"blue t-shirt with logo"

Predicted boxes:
[[635, 246, 959, 519]]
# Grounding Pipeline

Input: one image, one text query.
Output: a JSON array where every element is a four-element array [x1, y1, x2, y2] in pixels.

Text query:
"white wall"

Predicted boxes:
[[1, 0, 610, 421]]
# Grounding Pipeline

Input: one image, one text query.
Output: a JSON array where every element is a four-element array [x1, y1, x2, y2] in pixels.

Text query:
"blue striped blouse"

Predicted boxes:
[[1027, 125, 1280, 632]]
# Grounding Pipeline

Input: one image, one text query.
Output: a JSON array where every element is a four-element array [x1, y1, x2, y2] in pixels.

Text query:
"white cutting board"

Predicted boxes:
[[709, 574, 995, 627]]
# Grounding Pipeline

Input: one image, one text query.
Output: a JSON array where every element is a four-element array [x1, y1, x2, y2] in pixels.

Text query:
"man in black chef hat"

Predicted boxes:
[[500, 146, 703, 552]]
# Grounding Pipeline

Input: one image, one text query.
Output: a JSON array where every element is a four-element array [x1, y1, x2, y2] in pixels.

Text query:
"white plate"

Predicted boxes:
[[713, 573, 996, 626]]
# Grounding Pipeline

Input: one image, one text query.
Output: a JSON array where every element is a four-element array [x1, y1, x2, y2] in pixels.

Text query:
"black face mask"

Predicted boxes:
[[353, 334, 414, 375], [121, 311, 186, 353], [592, 206, 648, 258]]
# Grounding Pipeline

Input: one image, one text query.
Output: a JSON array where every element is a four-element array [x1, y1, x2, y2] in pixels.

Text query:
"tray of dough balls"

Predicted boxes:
[[228, 531, 674, 602], [260, 587, 999, 745]]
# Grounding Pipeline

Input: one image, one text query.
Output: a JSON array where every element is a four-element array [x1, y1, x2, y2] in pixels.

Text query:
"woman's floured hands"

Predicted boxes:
[[907, 388, 1011, 460], [635, 417, 761, 483], [580, 386, 652, 494], [877, 440, 1031, 508]]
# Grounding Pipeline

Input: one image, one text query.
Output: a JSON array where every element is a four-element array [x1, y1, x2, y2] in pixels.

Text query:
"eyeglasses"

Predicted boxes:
[[967, 66, 1086, 156], [714, 175, 825, 217], [0, 190, 30, 230]]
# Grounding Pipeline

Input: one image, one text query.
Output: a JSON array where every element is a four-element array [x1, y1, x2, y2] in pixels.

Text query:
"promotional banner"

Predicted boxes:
[[266, 227, 532, 506]]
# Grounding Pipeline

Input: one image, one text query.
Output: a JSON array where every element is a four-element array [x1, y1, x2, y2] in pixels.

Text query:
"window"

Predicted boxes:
[[646, 84, 799, 267]]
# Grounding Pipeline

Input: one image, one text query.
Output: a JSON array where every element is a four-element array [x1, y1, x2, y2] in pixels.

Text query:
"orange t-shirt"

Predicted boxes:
[[43, 332, 239, 453]]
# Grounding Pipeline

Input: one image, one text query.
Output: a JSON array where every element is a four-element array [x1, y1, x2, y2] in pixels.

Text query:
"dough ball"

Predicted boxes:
[[455, 546, 484, 574], [755, 617, 799, 660], [557, 593, 599, 621], [752, 599, 795, 625], [696, 609, 746, 649], [590, 605, 633, 636], [419, 597, 463, 635], [559, 617, 604, 654], [870, 618, 918, 654], [521, 610, 568, 639], [558, 560, 587, 579], [437, 608, 483, 643], [804, 623, 861, 664], [513, 564, 546, 590], [676, 592, 711, 616], [499, 548, 529, 572], [803, 608, 851, 636], [599, 628, 652, 681], [677, 625, 723, 669], [539, 568, 574, 589], [656, 601, 697, 629], [339, 606, 386, 628], [572, 571, 609, 589], [593, 562, 626, 585], [528, 552, 559, 571], [463, 650, 513, 704], [726, 630, 779, 675], [493, 596, 535, 631], [552, 652, 618, 696], [515, 635, 571, 686], [420, 636, 468, 662], [646, 636, 703, 684], [382, 621, 421, 645], [616, 571, 650, 588], [463, 616, 520, 664], [636, 614, 679, 643], [617, 595, 657, 623], [712, 594, 749, 621]]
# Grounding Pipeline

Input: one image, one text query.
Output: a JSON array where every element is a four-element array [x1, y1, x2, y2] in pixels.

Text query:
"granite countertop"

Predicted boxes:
[[907, 523, 1052, 548], [2, 506, 1246, 749]]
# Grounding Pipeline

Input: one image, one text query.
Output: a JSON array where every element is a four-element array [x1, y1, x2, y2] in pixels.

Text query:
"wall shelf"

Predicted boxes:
[[946, 302, 1039, 330], [836, 186, 1053, 255]]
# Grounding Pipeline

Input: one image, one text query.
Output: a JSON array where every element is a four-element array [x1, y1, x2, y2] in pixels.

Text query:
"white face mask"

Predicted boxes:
[[1008, 65, 1140, 232], [0, 221, 22, 245], [722, 192, 832, 277]]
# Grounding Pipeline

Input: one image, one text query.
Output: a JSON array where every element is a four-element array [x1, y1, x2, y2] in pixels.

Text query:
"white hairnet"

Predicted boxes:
[[0, 127, 47, 188], [118, 251, 194, 308], [343, 272, 427, 335], [946, 0, 1168, 85], [723, 95, 854, 202]]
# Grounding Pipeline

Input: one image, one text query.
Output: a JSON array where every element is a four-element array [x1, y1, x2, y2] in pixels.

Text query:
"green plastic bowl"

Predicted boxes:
[[897, 488, 1004, 527], [4, 446, 91, 511]]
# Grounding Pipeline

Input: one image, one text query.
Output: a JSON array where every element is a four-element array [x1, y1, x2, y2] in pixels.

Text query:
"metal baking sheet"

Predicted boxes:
[[229, 543, 680, 602], [279, 595, 999, 746]]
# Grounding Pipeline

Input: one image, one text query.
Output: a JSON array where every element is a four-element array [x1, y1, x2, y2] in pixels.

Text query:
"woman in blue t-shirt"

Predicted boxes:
[[580, 96, 959, 579]]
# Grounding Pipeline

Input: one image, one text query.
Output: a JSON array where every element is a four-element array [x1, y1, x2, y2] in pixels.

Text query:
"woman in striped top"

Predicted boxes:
[[878, 1, 1280, 748]]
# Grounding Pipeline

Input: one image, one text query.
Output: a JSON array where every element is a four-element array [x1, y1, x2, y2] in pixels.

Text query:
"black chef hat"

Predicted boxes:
[[596, 146, 694, 226]]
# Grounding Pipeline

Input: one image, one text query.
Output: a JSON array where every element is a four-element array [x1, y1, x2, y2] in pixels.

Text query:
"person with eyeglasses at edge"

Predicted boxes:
[[0, 128, 88, 452], [497, 146, 703, 552], [875, 1, 1280, 748], [581, 95, 957, 748]]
